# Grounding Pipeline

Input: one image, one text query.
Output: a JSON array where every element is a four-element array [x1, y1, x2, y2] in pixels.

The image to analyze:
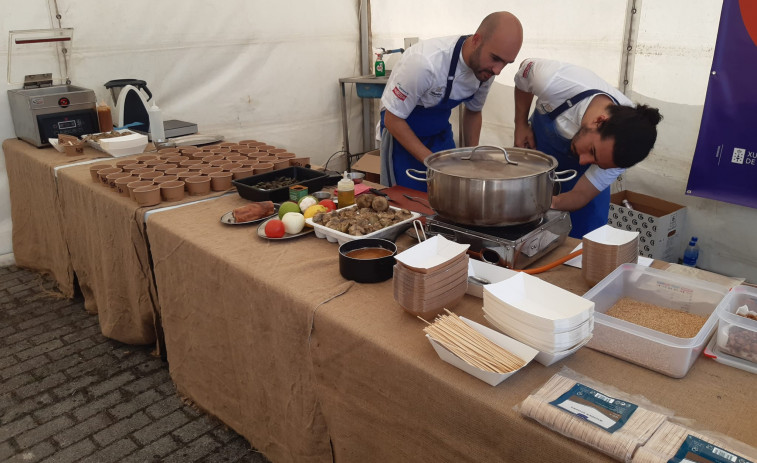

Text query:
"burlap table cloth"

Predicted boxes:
[[144, 194, 756, 462], [146, 194, 338, 463], [55, 157, 228, 345], [2, 139, 106, 297], [310, 242, 757, 462]]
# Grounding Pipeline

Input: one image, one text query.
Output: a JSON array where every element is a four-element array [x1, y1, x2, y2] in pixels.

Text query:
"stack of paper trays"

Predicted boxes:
[[581, 225, 639, 286], [394, 235, 470, 320], [483, 272, 595, 366]]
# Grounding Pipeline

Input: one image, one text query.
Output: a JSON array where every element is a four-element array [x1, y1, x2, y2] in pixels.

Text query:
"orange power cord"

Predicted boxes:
[[520, 249, 582, 274]]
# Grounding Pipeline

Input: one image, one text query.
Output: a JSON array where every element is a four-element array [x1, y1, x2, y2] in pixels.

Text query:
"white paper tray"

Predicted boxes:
[[305, 205, 420, 245], [466, 259, 519, 298], [427, 317, 538, 386], [85, 130, 148, 157]]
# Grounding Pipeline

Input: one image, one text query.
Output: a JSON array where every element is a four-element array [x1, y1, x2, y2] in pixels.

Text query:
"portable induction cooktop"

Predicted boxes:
[[425, 210, 572, 269]]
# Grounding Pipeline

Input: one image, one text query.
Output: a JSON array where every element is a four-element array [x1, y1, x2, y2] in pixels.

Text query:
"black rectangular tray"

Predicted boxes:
[[232, 166, 339, 203]]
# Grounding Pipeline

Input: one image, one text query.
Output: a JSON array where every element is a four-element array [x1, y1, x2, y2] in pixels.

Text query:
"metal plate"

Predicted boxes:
[[257, 218, 314, 240], [220, 203, 280, 226]]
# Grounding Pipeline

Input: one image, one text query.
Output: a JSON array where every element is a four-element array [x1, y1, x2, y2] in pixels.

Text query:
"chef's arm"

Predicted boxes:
[[384, 110, 433, 162], [462, 107, 482, 147], [551, 176, 600, 211], [513, 88, 536, 148]]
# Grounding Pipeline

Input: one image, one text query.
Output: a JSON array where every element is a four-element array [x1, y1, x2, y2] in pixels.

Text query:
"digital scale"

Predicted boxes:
[[6, 29, 98, 147]]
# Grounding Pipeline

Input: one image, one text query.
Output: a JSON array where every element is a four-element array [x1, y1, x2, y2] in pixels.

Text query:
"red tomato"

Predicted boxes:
[[264, 219, 286, 238], [319, 199, 336, 212]]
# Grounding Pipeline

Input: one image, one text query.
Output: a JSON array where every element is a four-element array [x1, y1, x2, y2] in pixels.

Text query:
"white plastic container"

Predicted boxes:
[[583, 263, 729, 378], [305, 205, 420, 245], [714, 285, 757, 364]]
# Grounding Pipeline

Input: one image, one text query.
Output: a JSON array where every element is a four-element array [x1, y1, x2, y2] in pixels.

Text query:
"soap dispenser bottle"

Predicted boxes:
[[148, 101, 166, 143]]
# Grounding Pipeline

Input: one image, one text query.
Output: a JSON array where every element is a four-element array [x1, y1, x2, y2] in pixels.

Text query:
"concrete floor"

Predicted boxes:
[[0, 265, 271, 463]]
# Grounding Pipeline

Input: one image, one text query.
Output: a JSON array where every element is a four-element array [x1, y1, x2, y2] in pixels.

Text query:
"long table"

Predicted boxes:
[[146, 194, 757, 463], [2, 139, 105, 297]]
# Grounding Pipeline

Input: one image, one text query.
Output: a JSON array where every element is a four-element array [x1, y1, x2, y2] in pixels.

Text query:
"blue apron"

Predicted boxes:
[[381, 35, 475, 192], [530, 89, 618, 238]]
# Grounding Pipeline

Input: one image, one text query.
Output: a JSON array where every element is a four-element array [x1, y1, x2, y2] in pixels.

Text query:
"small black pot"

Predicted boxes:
[[339, 238, 397, 283]]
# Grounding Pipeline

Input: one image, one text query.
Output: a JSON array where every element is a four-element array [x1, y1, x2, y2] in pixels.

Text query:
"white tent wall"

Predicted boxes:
[[1, 1, 754, 282], [0, 0, 362, 257], [372, 0, 755, 283]]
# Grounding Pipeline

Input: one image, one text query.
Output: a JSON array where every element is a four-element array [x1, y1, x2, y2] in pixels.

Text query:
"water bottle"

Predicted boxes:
[[682, 236, 699, 267]]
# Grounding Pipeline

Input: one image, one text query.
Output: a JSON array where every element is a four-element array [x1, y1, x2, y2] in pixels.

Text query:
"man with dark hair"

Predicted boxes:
[[513, 58, 662, 238], [380, 11, 523, 191]]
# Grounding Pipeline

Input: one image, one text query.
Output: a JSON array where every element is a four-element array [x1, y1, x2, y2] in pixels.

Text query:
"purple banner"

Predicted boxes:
[[686, 0, 757, 208]]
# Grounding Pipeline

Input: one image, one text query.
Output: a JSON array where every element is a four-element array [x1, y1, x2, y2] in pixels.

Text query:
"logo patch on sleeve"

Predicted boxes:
[[522, 61, 534, 78], [392, 86, 407, 101]]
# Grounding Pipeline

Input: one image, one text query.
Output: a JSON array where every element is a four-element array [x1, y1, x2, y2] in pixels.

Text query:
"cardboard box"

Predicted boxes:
[[351, 150, 381, 183], [607, 190, 687, 262]]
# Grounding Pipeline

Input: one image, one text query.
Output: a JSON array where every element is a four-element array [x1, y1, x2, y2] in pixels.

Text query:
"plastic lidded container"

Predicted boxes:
[[714, 285, 757, 365], [582, 263, 729, 378]]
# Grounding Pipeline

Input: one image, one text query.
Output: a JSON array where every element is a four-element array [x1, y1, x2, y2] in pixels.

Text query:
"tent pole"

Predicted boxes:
[[620, 0, 641, 96]]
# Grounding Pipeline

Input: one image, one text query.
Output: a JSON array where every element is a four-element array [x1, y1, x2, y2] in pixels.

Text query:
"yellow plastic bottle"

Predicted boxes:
[[337, 171, 355, 209]]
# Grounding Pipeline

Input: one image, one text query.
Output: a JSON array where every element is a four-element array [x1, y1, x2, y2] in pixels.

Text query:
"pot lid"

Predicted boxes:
[[425, 146, 557, 179]]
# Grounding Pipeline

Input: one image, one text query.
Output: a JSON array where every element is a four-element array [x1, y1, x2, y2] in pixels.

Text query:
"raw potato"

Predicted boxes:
[[356, 193, 375, 209], [371, 195, 389, 212]]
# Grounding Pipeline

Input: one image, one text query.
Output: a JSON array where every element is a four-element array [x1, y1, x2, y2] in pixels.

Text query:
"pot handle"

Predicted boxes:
[[405, 169, 429, 182], [552, 169, 578, 183], [461, 145, 519, 165]]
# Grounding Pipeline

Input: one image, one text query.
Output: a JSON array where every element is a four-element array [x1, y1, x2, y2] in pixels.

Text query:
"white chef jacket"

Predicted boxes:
[[514, 58, 633, 192], [380, 35, 493, 119]]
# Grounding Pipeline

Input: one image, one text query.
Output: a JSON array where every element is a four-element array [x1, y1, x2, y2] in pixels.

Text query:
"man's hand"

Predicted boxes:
[[514, 123, 535, 149]]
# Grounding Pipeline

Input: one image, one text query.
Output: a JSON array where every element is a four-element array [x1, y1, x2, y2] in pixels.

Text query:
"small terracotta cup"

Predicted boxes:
[[240, 159, 259, 167], [180, 147, 200, 154], [121, 163, 143, 173], [268, 148, 287, 156], [98, 167, 123, 186], [209, 171, 233, 191], [89, 163, 114, 182], [139, 171, 164, 181], [115, 159, 135, 169], [133, 185, 161, 206], [210, 148, 231, 154], [154, 175, 179, 184], [144, 159, 164, 167], [241, 140, 264, 148], [257, 156, 277, 163], [180, 159, 203, 168], [275, 152, 296, 159], [127, 180, 154, 200], [154, 163, 175, 172], [257, 145, 276, 152], [158, 148, 180, 155], [114, 176, 137, 197], [220, 162, 243, 172], [185, 176, 211, 196], [253, 162, 274, 174], [201, 155, 224, 163], [238, 149, 259, 156], [131, 167, 156, 176], [209, 159, 229, 167], [218, 142, 235, 148], [200, 166, 223, 175], [289, 157, 310, 167], [165, 167, 189, 175], [272, 159, 289, 170], [136, 154, 158, 162], [106, 172, 132, 189], [158, 153, 176, 161], [167, 156, 188, 164], [226, 155, 247, 163], [160, 181, 186, 202], [189, 151, 207, 160], [231, 166, 254, 180]]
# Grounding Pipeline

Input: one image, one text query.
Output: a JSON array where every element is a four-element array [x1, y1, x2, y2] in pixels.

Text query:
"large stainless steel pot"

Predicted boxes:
[[406, 146, 576, 226]]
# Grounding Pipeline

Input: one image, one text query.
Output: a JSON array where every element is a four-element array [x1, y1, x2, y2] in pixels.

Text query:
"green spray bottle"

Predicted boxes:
[[374, 52, 385, 77]]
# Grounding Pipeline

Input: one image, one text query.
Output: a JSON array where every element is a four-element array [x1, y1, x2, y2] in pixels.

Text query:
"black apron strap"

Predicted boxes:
[[547, 89, 620, 120], [442, 35, 470, 104]]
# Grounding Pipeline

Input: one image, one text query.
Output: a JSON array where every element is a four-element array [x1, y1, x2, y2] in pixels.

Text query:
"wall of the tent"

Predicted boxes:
[[0, 1, 754, 282]]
